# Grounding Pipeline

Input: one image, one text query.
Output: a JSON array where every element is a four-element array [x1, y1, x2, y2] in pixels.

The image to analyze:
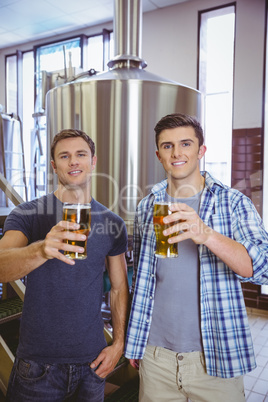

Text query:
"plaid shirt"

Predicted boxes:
[[124, 172, 268, 378]]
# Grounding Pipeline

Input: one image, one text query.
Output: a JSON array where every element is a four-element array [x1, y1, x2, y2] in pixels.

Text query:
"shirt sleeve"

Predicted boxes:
[[232, 194, 268, 284], [130, 210, 141, 298]]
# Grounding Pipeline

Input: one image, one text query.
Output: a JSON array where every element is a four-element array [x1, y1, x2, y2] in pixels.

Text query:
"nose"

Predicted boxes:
[[68, 155, 79, 166], [172, 144, 181, 158]]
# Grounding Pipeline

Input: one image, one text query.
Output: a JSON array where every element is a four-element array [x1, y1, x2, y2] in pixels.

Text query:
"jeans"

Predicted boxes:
[[6, 357, 106, 402]]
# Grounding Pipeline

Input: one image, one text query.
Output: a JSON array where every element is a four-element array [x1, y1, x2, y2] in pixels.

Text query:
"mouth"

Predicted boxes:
[[171, 161, 186, 166], [68, 170, 82, 176]]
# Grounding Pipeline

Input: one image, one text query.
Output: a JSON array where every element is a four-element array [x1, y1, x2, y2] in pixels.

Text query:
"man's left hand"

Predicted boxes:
[[90, 344, 123, 378]]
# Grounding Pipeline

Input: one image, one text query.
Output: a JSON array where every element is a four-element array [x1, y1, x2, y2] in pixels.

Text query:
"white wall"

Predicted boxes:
[[234, 0, 265, 128], [142, 0, 265, 129], [0, 0, 266, 130]]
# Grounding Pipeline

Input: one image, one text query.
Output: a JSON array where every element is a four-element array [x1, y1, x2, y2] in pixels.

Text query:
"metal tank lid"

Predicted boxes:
[[73, 67, 187, 85]]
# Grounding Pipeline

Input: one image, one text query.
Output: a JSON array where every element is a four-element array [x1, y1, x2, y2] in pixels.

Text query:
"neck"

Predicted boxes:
[[167, 174, 205, 198], [54, 184, 92, 204]]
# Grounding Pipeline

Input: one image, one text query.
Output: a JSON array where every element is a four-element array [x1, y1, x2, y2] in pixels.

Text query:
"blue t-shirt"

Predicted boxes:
[[4, 193, 128, 363]]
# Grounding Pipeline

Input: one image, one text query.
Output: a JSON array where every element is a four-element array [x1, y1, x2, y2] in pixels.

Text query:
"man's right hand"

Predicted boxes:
[[0, 220, 87, 282], [40, 220, 86, 265]]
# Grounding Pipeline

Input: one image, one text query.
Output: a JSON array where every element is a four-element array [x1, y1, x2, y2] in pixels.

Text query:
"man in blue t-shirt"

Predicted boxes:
[[0, 129, 129, 401]]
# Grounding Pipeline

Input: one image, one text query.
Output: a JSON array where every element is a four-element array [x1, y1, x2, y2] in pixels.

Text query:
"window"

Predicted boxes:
[[198, 5, 235, 186], [6, 55, 17, 114], [4, 31, 112, 203], [261, 2, 268, 297], [22, 51, 35, 182], [35, 37, 82, 113], [263, 2, 268, 232], [88, 35, 104, 72], [33, 37, 83, 198], [3, 52, 34, 204], [33, 32, 112, 198]]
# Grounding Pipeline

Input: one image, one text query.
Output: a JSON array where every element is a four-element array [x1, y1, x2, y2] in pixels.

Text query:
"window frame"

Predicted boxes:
[[197, 3, 236, 185]]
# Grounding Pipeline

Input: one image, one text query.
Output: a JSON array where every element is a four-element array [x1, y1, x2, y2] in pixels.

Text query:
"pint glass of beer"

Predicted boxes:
[[153, 202, 178, 258], [62, 203, 91, 260]]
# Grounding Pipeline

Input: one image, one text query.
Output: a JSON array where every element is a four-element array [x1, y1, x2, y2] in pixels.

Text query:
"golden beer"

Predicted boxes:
[[62, 203, 91, 260], [153, 203, 178, 258]]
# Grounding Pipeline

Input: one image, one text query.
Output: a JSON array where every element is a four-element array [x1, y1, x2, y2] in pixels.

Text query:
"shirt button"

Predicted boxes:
[[146, 319, 150, 323], [178, 355, 183, 361], [149, 296, 153, 299]]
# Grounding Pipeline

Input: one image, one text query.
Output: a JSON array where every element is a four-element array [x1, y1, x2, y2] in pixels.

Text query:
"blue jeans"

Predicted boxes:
[[6, 357, 105, 401]]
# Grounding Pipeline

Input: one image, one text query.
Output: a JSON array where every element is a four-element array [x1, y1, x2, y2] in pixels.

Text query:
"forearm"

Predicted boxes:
[[109, 286, 130, 352], [0, 241, 46, 282], [204, 230, 253, 278]]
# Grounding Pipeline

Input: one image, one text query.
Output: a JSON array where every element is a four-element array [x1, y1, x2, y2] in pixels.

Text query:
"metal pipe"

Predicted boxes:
[[108, 0, 146, 69]]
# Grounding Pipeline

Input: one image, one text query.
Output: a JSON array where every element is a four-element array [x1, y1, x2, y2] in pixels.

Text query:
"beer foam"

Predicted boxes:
[[63, 203, 91, 209]]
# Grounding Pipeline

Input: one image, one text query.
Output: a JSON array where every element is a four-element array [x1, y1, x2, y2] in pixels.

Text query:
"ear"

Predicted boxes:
[[91, 155, 97, 170], [198, 145, 207, 160], [156, 150, 162, 163], [51, 160, 57, 173]]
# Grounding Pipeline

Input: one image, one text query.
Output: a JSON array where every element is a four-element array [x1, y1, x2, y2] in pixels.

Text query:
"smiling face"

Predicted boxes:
[[156, 126, 206, 194], [51, 137, 97, 192]]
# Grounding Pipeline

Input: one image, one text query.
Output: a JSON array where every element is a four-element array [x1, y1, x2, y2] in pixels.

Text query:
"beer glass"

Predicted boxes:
[[153, 202, 178, 258], [62, 203, 91, 260]]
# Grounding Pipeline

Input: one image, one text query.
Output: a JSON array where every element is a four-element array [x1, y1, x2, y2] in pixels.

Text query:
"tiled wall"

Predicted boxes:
[[232, 127, 268, 310], [242, 282, 268, 310], [232, 128, 263, 216]]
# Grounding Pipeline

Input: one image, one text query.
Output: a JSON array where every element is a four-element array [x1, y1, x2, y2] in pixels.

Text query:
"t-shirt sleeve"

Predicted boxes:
[[3, 206, 32, 242], [107, 217, 128, 257]]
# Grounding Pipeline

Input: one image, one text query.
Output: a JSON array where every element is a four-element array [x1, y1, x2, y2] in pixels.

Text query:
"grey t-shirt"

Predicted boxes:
[[147, 190, 203, 353]]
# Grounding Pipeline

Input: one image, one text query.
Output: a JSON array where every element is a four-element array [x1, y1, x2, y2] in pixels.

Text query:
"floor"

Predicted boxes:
[[245, 308, 268, 401]]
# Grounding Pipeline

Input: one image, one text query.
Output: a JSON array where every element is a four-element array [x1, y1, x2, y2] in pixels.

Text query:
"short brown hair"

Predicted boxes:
[[51, 129, 95, 160], [154, 113, 204, 149]]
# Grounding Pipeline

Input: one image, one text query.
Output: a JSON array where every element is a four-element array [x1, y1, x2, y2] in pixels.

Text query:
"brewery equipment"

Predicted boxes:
[[46, 0, 202, 224], [0, 113, 27, 207]]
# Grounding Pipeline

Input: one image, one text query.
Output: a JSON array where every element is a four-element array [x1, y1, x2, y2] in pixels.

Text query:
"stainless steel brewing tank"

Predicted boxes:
[[46, 68, 201, 222]]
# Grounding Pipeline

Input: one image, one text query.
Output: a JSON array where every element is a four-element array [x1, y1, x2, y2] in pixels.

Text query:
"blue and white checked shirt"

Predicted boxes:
[[124, 172, 268, 378]]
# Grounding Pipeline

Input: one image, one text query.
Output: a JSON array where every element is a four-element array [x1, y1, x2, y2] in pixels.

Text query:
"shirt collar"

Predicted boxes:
[[150, 171, 224, 200]]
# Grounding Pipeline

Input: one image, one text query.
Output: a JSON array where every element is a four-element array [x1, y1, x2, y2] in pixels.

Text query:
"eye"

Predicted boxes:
[[163, 144, 172, 149], [78, 153, 86, 157], [182, 142, 191, 147], [60, 154, 68, 159]]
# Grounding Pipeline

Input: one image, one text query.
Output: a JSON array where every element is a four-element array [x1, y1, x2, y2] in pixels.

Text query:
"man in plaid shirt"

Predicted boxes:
[[124, 113, 268, 401]]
